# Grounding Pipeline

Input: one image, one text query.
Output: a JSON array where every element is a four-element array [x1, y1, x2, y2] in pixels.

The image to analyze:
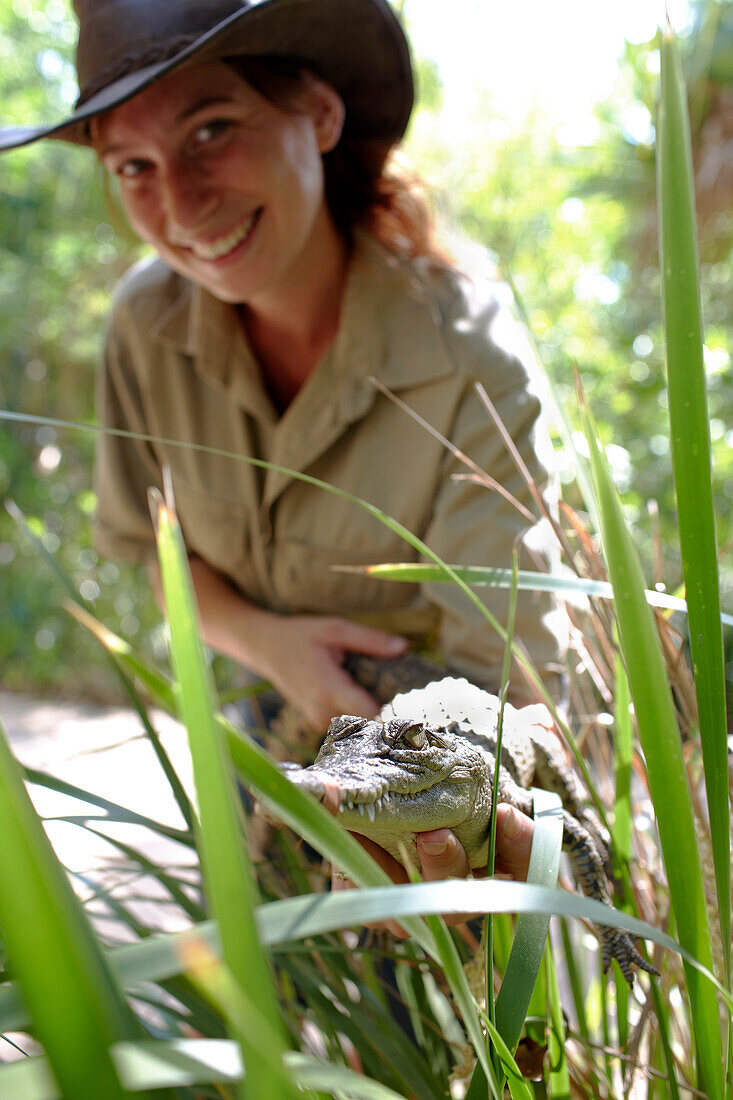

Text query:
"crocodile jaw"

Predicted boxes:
[[330, 773, 490, 868]]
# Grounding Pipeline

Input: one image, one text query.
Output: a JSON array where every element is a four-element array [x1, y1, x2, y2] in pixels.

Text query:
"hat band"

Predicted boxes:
[[76, 33, 200, 107]]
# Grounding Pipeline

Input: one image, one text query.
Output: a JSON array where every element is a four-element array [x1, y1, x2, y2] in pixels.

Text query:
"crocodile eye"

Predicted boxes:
[[400, 723, 426, 750]]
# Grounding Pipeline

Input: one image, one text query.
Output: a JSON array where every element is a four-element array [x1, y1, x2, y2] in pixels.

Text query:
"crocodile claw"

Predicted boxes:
[[600, 926, 659, 986]]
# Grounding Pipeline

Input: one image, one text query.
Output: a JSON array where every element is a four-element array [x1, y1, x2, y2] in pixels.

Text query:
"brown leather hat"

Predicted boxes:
[[0, 0, 413, 152]]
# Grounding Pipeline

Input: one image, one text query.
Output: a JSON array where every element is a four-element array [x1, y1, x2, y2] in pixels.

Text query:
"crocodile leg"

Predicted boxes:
[[561, 811, 658, 985], [529, 735, 611, 870], [499, 781, 656, 985]]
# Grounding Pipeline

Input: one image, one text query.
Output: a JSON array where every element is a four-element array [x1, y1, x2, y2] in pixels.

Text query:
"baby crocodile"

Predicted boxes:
[[280, 674, 657, 985]]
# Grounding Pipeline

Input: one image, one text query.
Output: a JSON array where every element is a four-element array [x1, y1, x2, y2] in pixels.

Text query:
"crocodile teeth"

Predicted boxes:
[[366, 803, 376, 822], [382, 793, 390, 804], [357, 804, 365, 816]]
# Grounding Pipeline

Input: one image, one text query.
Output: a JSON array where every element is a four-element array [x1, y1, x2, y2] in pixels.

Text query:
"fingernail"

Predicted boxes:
[[501, 806, 522, 840], [388, 636, 407, 652], [419, 836, 449, 856]]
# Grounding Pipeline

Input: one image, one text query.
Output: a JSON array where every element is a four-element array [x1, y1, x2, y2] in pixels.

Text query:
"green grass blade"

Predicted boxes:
[[469, 788, 563, 1099], [494, 790, 563, 1052], [611, 652, 633, 863], [580, 398, 725, 1100], [420, 910, 503, 1099], [0, 1041, 411, 1099], [484, 550, 520, 1083], [476, 1014, 534, 1100], [657, 19, 730, 984], [150, 485, 291, 1100], [0, 720, 143, 1100], [332, 561, 733, 625], [285, 1053, 411, 1099], [1, 875, 729, 1040], [545, 942, 570, 1098]]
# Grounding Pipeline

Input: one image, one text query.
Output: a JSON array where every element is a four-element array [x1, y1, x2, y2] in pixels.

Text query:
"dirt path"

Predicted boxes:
[[0, 690, 198, 937]]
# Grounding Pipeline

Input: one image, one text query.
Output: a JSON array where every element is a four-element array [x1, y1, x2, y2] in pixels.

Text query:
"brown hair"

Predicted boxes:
[[226, 56, 451, 267]]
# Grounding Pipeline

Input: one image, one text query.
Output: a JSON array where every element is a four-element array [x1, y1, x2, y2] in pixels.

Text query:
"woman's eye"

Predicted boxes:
[[193, 119, 232, 146], [115, 159, 150, 180]]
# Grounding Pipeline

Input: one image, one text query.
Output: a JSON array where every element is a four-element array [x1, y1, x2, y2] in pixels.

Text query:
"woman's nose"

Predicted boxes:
[[163, 162, 218, 240]]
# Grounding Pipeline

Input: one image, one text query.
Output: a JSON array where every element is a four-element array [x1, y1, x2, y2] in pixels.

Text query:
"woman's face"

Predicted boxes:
[[95, 61, 344, 305]]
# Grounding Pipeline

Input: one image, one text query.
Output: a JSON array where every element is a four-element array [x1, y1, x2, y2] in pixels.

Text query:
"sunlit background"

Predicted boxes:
[[404, 0, 689, 137]]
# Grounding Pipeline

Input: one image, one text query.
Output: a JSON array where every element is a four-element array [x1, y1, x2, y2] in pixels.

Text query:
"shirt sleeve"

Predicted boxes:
[[420, 298, 569, 702], [92, 301, 163, 564]]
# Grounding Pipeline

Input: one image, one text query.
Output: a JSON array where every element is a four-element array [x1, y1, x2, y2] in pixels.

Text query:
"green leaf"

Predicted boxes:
[[494, 790, 563, 1052], [580, 396, 726, 1100], [545, 943, 570, 1098], [0, 720, 143, 1100], [611, 652, 633, 863], [476, 1015, 534, 1100], [150, 485, 291, 1100], [468, 788, 563, 1099], [285, 1052, 411, 1098], [657, 19, 730, 986], [1, 875, 729, 1040], [0, 1043, 413, 1100], [330, 562, 733, 626]]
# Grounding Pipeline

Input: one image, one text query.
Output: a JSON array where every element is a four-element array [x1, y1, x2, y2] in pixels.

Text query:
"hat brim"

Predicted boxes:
[[0, 0, 413, 152]]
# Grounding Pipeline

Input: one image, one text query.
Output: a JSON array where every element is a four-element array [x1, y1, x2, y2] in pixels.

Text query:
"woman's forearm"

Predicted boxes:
[[147, 555, 280, 680], [147, 555, 408, 728]]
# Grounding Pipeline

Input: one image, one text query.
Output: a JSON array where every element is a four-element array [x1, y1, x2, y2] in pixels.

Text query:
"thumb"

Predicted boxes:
[[416, 829, 471, 881], [494, 805, 534, 882]]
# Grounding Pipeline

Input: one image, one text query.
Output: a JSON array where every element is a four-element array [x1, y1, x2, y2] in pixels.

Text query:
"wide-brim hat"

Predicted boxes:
[[0, 0, 413, 152]]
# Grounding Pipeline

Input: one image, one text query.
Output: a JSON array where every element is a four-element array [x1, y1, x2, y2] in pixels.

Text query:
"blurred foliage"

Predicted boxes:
[[0, 0, 731, 701], [405, 0, 732, 640]]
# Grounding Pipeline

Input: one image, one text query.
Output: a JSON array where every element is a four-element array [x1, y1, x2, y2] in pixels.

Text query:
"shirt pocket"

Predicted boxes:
[[271, 538, 419, 615], [173, 483, 264, 603]]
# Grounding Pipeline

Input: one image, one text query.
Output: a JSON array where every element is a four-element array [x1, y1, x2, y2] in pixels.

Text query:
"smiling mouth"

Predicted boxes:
[[190, 208, 263, 261]]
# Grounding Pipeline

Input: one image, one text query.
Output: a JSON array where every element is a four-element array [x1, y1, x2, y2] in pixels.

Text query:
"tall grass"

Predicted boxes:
[[0, 17, 730, 1100]]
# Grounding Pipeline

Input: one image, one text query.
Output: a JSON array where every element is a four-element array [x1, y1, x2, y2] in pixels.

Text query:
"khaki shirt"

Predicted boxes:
[[94, 232, 568, 694]]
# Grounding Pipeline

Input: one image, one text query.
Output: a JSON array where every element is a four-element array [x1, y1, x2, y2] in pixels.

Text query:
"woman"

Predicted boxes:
[[1, 0, 564, 884]]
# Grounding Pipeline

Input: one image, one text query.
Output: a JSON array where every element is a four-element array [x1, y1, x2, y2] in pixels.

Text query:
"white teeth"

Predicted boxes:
[[192, 211, 258, 260], [366, 803, 375, 822], [357, 804, 365, 816]]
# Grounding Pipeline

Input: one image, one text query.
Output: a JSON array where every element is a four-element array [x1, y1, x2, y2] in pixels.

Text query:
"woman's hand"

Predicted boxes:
[[331, 804, 535, 936], [161, 557, 409, 731], [255, 614, 409, 730]]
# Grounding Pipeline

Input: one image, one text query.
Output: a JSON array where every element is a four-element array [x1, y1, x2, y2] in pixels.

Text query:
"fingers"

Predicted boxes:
[[333, 834, 408, 937], [322, 665, 382, 723], [417, 829, 479, 926], [493, 805, 534, 883], [416, 829, 471, 881], [317, 618, 409, 660]]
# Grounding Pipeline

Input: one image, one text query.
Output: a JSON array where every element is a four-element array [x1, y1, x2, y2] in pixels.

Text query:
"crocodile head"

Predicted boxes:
[[280, 715, 492, 867]]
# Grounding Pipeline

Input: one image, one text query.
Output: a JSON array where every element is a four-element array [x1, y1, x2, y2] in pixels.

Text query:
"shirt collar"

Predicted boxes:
[[146, 230, 454, 418], [150, 276, 277, 421]]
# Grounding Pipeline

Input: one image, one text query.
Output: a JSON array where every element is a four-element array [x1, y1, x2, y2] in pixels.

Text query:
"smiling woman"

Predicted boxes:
[[92, 62, 346, 320], [0, 0, 569, 889]]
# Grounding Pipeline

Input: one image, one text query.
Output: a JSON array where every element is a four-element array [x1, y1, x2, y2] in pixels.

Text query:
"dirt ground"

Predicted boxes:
[[0, 690, 199, 939]]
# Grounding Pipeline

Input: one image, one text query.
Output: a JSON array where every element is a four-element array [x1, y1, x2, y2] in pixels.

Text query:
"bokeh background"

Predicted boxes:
[[0, 0, 730, 703]]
